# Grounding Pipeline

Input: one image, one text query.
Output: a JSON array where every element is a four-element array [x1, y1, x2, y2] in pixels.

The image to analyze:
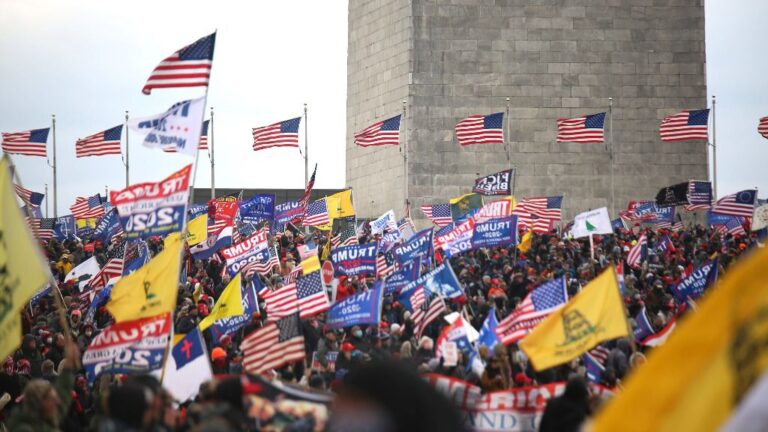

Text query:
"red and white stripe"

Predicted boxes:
[[711, 192, 756, 218], [70, 197, 104, 219], [241, 323, 305, 375], [641, 316, 676, 347], [660, 110, 708, 142], [252, 121, 299, 151], [354, 119, 400, 147], [1, 130, 47, 157], [515, 197, 562, 221], [758, 116, 768, 139], [75, 130, 121, 157], [141, 33, 214, 94], [14, 184, 35, 205], [376, 255, 395, 278], [588, 346, 611, 364], [410, 288, 445, 338], [262, 283, 299, 322], [556, 116, 604, 143], [88, 258, 124, 290], [627, 233, 647, 269], [455, 114, 504, 146]]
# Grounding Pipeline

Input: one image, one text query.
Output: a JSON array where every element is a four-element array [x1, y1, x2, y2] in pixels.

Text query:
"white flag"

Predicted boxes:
[[64, 256, 101, 292], [752, 202, 768, 232], [128, 96, 206, 157], [571, 207, 613, 238], [158, 328, 212, 403], [370, 210, 397, 234]]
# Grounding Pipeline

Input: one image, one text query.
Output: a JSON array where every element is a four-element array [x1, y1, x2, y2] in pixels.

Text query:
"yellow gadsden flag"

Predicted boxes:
[[327, 189, 355, 218], [0, 157, 50, 359], [186, 213, 208, 246], [107, 232, 183, 322], [199, 273, 244, 331], [594, 245, 768, 432], [520, 265, 628, 371]]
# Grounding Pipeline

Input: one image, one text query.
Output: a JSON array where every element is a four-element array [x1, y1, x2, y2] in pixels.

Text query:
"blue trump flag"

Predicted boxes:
[[383, 259, 420, 295], [472, 215, 517, 249], [54, 216, 76, 240], [583, 352, 605, 384], [707, 211, 740, 226], [671, 258, 718, 303], [331, 243, 378, 277], [209, 276, 260, 344], [93, 209, 123, 244], [632, 307, 655, 343], [326, 284, 384, 329], [392, 228, 433, 265], [239, 193, 275, 224], [122, 239, 150, 275], [477, 307, 501, 351], [400, 263, 464, 305]]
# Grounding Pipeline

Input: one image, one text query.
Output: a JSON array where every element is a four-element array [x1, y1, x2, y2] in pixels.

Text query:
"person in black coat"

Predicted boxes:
[[538, 375, 591, 432]]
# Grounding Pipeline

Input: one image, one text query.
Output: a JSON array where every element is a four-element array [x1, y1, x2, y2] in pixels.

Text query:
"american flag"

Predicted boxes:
[[14, 184, 44, 207], [243, 246, 280, 277], [515, 196, 563, 220], [296, 271, 330, 319], [330, 233, 341, 249], [583, 352, 605, 384], [758, 116, 768, 139], [70, 194, 105, 219], [725, 218, 746, 236], [684, 180, 712, 211], [420, 204, 452, 227], [142, 32, 216, 95], [496, 277, 568, 345], [409, 287, 445, 338], [163, 120, 209, 152], [284, 265, 302, 284], [711, 190, 757, 218], [556, 113, 606, 143], [298, 164, 317, 215], [376, 252, 396, 278], [88, 258, 124, 290], [252, 117, 301, 151], [262, 283, 299, 322], [27, 218, 56, 240], [303, 199, 330, 227], [531, 216, 555, 234], [354, 115, 401, 147], [588, 345, 610, 365], [627, 233, 648, 269], [1, 128, 49, 157], [397, 217, 416, 237], [455, 112, 504, 146], [339, 226, 359, 247], [660, 109, 709, 142], [76, 125, 123, 157], [241, 314, 305, 375]]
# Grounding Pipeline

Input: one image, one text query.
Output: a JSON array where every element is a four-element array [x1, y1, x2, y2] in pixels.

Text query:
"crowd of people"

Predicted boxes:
[[0, 213, 760, 431]]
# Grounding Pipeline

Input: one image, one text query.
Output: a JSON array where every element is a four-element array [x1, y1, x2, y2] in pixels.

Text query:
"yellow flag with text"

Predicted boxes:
[[0, 157, 50, 359], [594, 246, 768, 432], [199, 273, 244, 331], [520, 265, 628, 370], [186, 213, 208, 246], [107, 233, 183, 322]]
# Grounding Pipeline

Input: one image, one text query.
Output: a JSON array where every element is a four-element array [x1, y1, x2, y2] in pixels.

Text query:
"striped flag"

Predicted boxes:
[[70, 195, 105, 219], [758, 116, 768, 139], [420, 204, 452, 227], [303, 199, 330, 227], [142, 32, 216, 95], [1, 128, 49, 157], [556, 113, 606, 144], [14, 184, 44, 207], [242, 246, 280, 278], [725, 218, 747, 236], [354, 115, 401, 147], [684, 180, 712, 211], [262, 283, 299, 322], [455, 112, 504, 146], [252, 117, 301, 151], [515, 196, 563, 220], [340, 226, 359, 247], [76, 125, 123, 158], [660, 109, 709, 142], [711, 190, 757, 218], [588, 345, 611, 365], [496, 278, 568, 345], [410, 287, 445, 338], [27, 218, 56, 241], [296, 271, 330, 319], [627, 233, 648, 269], [88, 258, 124, 290], [297, 164, 317, 218], [241, 314, 304, 375], [163, 120, 209, 152], [376, 252, 396, 278]]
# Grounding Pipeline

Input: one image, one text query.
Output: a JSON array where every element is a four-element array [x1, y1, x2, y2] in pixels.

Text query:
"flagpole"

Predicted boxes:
[[506, 97, 512, 172], [51, 114, 57, 217], [711, 95, 717, 199], [44, 183, 48, 218], [609, 97, 615, 217], [210, 106, 215, 199], [124, 110, 130, 187], [402, 99, 408, 208], [304, 103, 309, 191]]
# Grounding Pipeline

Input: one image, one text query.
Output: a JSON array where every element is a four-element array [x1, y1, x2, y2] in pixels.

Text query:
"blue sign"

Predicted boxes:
[[400, 263, 464, 304], [707, 211, 739, 226], [93, 209, 123, 243], [326, 284, 384, 329], [392, 228, 433, 265], [383, 259, 420, 294], [54, 215, 76, 240], [331, 243, 378, 277], [671, 258, 718, 303], [471, 215, 517, 249], [477, 307, 501, 351], [275, 200, 304, 225], [239, 193, 275, 223]]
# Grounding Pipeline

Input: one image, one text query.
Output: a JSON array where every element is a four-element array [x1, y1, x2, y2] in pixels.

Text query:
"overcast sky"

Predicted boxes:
[[0, 1, 765, 216]]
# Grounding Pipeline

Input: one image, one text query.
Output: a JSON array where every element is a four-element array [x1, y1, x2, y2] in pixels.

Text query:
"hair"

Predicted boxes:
[[400, 341, 413, 359], [108, 382, 150, 429], [21, 379, 59, 426]]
